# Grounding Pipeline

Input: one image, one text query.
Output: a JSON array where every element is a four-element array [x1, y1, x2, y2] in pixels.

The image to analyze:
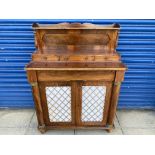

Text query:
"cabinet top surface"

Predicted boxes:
[[26, 61, 127, 71]]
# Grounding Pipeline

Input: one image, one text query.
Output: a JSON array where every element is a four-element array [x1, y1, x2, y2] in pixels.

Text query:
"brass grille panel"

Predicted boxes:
[[45, 86, 71, 122], [82, 86, 106, 122]]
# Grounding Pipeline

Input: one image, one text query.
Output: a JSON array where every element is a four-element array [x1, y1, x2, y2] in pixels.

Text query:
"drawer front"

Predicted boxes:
[[37, 70, 115, 82]]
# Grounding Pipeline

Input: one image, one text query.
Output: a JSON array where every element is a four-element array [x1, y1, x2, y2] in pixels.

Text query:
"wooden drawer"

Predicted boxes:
[[37, 70, 115, 82]]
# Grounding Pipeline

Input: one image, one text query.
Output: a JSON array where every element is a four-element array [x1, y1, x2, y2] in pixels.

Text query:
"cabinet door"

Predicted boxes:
[[77, 81, 112, 126], [39, 81, 76, 127]]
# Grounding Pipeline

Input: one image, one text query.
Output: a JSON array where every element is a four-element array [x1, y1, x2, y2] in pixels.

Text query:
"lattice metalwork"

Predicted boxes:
[[45, 86, 71, 122], [82, 86, 106, 122]]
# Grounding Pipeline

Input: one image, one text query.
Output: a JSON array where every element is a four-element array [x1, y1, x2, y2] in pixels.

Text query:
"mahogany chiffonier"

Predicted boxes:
[[26, 22, 127, 133]]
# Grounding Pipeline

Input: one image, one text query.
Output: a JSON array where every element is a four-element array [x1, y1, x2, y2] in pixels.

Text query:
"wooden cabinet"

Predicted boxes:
[[26, 23, 127, 133]]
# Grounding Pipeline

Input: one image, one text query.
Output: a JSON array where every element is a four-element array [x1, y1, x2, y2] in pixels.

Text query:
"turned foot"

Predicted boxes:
[[106, 128, 112, 133], [105, 124, 114, 133], [38, 125, 46, 133]]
